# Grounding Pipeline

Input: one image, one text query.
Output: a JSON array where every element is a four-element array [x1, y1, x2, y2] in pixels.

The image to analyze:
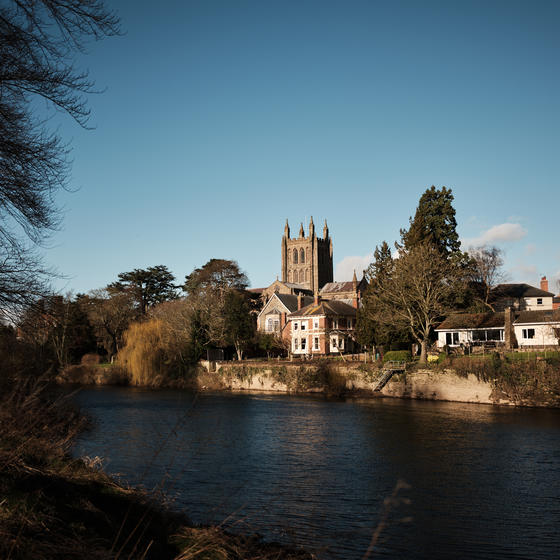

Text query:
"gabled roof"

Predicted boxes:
[[275, 293, 314, 312], [258, 293, 315, 318], [491, 283, 554, 299], [289, 299, 357, 318], [436, 313, 504, 330], [514, 309, 560, 324]]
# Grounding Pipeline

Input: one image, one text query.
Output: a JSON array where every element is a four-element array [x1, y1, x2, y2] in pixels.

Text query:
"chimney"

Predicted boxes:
[[280, 312, 287, 329], [504, 307, 517, 350], [541, 276, 549, 292], [314, 292, 320, 306], [297, 293, 303, 310]]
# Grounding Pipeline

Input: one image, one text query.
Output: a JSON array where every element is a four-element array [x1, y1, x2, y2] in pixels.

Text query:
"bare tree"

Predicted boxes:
[[370, 242, 458, 364], [467, 246, 506, 310], [0, 1, 120, 317], [81, 289, 137, 361]]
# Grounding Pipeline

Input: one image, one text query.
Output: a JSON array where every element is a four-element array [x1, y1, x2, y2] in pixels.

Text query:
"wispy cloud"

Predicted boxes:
[[524, 243, 537, 256], [335, 254, 372, 281], [462, 223, 527, 248]]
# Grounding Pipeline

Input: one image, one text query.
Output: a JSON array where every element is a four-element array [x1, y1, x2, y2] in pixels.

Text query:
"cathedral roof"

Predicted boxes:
[[320, 278, 367, 294]]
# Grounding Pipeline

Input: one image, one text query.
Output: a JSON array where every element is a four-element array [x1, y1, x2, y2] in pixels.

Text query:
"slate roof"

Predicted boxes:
[[436, 313, 504, 330], [491, 283, 554, 299], [320, 281, 355, 293], [289, 299, 357, 318], [320, 278, 367, 294], [275, 293, 314, 312], [514, 309, 560, 324], [436, 309, 560, 330]]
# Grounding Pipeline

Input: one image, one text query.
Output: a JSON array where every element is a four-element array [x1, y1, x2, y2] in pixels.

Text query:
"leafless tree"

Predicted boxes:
[[0, 1, 120, 318], [370, 241, 458, 364], [81, 289, 137, 361], [467, 245, 507, 310]]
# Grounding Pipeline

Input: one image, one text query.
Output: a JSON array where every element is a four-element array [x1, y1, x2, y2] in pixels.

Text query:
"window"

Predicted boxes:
[[314, 337, 319, 350], [313, 319, 319, 329], [293, 322, 298, 331], [445, 332, 459, 345], [301, 338, 307, 350], [288, 270, 292, 282], [294, 338, 299, 350], [331, 337, 337, 347], [305, 268, 308, 282], [301, 321, 306, 331], [522, 328, 535, 339], [537, 298, 543, 305], [293, 249, 298, 264], [300, 248, 305, 264], [266, 316, 279, 332]]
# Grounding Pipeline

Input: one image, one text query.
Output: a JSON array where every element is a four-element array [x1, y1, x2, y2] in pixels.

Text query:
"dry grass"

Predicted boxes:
[[173, 527, 313, 560]]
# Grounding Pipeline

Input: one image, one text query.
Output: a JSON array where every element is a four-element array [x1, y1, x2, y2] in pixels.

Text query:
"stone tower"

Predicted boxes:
[[281, 217, 333, 293]]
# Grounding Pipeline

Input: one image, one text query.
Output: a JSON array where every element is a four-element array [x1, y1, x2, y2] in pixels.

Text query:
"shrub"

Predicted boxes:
[[383, 350, 412, 363]]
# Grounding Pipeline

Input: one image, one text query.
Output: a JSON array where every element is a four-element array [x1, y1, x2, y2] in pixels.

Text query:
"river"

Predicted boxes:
[[72, 387, 560, 559]]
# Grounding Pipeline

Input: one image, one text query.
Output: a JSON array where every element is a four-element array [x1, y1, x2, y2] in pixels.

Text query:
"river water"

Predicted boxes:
[[72, 387, 560, 559]]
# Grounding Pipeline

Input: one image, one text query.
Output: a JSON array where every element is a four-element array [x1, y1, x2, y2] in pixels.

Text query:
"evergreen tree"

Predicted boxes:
[[400, 186, 461, 256], [108, 265, 178, 315]]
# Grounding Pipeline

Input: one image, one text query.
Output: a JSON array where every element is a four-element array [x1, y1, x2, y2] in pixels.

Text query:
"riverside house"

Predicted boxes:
[[436, 309, 560, 350]]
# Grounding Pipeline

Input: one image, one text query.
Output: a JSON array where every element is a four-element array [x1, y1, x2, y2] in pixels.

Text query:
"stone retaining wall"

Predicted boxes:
[[216, 362, 498, 405]]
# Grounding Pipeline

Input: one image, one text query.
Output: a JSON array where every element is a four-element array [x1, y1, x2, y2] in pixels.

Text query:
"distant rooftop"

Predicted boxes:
[[491, 283, 554, 299]]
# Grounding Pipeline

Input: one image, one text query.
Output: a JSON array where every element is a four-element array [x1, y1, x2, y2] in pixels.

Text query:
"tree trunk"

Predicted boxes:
[[419, 339, 428, 364], [235, 340, 243, 361]]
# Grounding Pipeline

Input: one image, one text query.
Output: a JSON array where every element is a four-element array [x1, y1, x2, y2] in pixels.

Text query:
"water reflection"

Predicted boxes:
[[73, 388, 560, 559]]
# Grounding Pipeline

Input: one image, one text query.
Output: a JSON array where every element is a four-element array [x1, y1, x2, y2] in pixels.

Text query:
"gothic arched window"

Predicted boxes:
[[305, 269, 308, 282], [293, 248, 298, 264], [288, 270, 292, 283], [300, 248, 305, 264]]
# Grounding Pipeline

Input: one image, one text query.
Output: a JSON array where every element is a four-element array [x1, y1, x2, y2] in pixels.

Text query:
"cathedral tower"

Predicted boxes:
[[281, 217, 333, 293]]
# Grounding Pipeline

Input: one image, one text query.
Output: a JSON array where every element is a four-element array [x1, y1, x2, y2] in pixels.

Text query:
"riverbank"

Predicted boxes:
[[0, 379, 314, 559], [58, 357, 560, 408]]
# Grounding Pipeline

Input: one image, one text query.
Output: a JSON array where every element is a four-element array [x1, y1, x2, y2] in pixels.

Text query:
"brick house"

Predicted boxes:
[[287, 295, 358, 356]]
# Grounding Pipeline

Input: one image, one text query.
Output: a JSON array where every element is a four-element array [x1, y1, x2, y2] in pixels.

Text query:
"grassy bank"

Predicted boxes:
[[0, 378, 313, 559]]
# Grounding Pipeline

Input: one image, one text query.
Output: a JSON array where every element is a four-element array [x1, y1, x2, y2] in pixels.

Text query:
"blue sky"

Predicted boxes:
[[45, 0, 559, 294]]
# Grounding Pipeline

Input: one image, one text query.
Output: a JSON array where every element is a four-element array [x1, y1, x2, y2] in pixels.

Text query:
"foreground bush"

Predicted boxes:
[[383, 350, 412, 363]]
